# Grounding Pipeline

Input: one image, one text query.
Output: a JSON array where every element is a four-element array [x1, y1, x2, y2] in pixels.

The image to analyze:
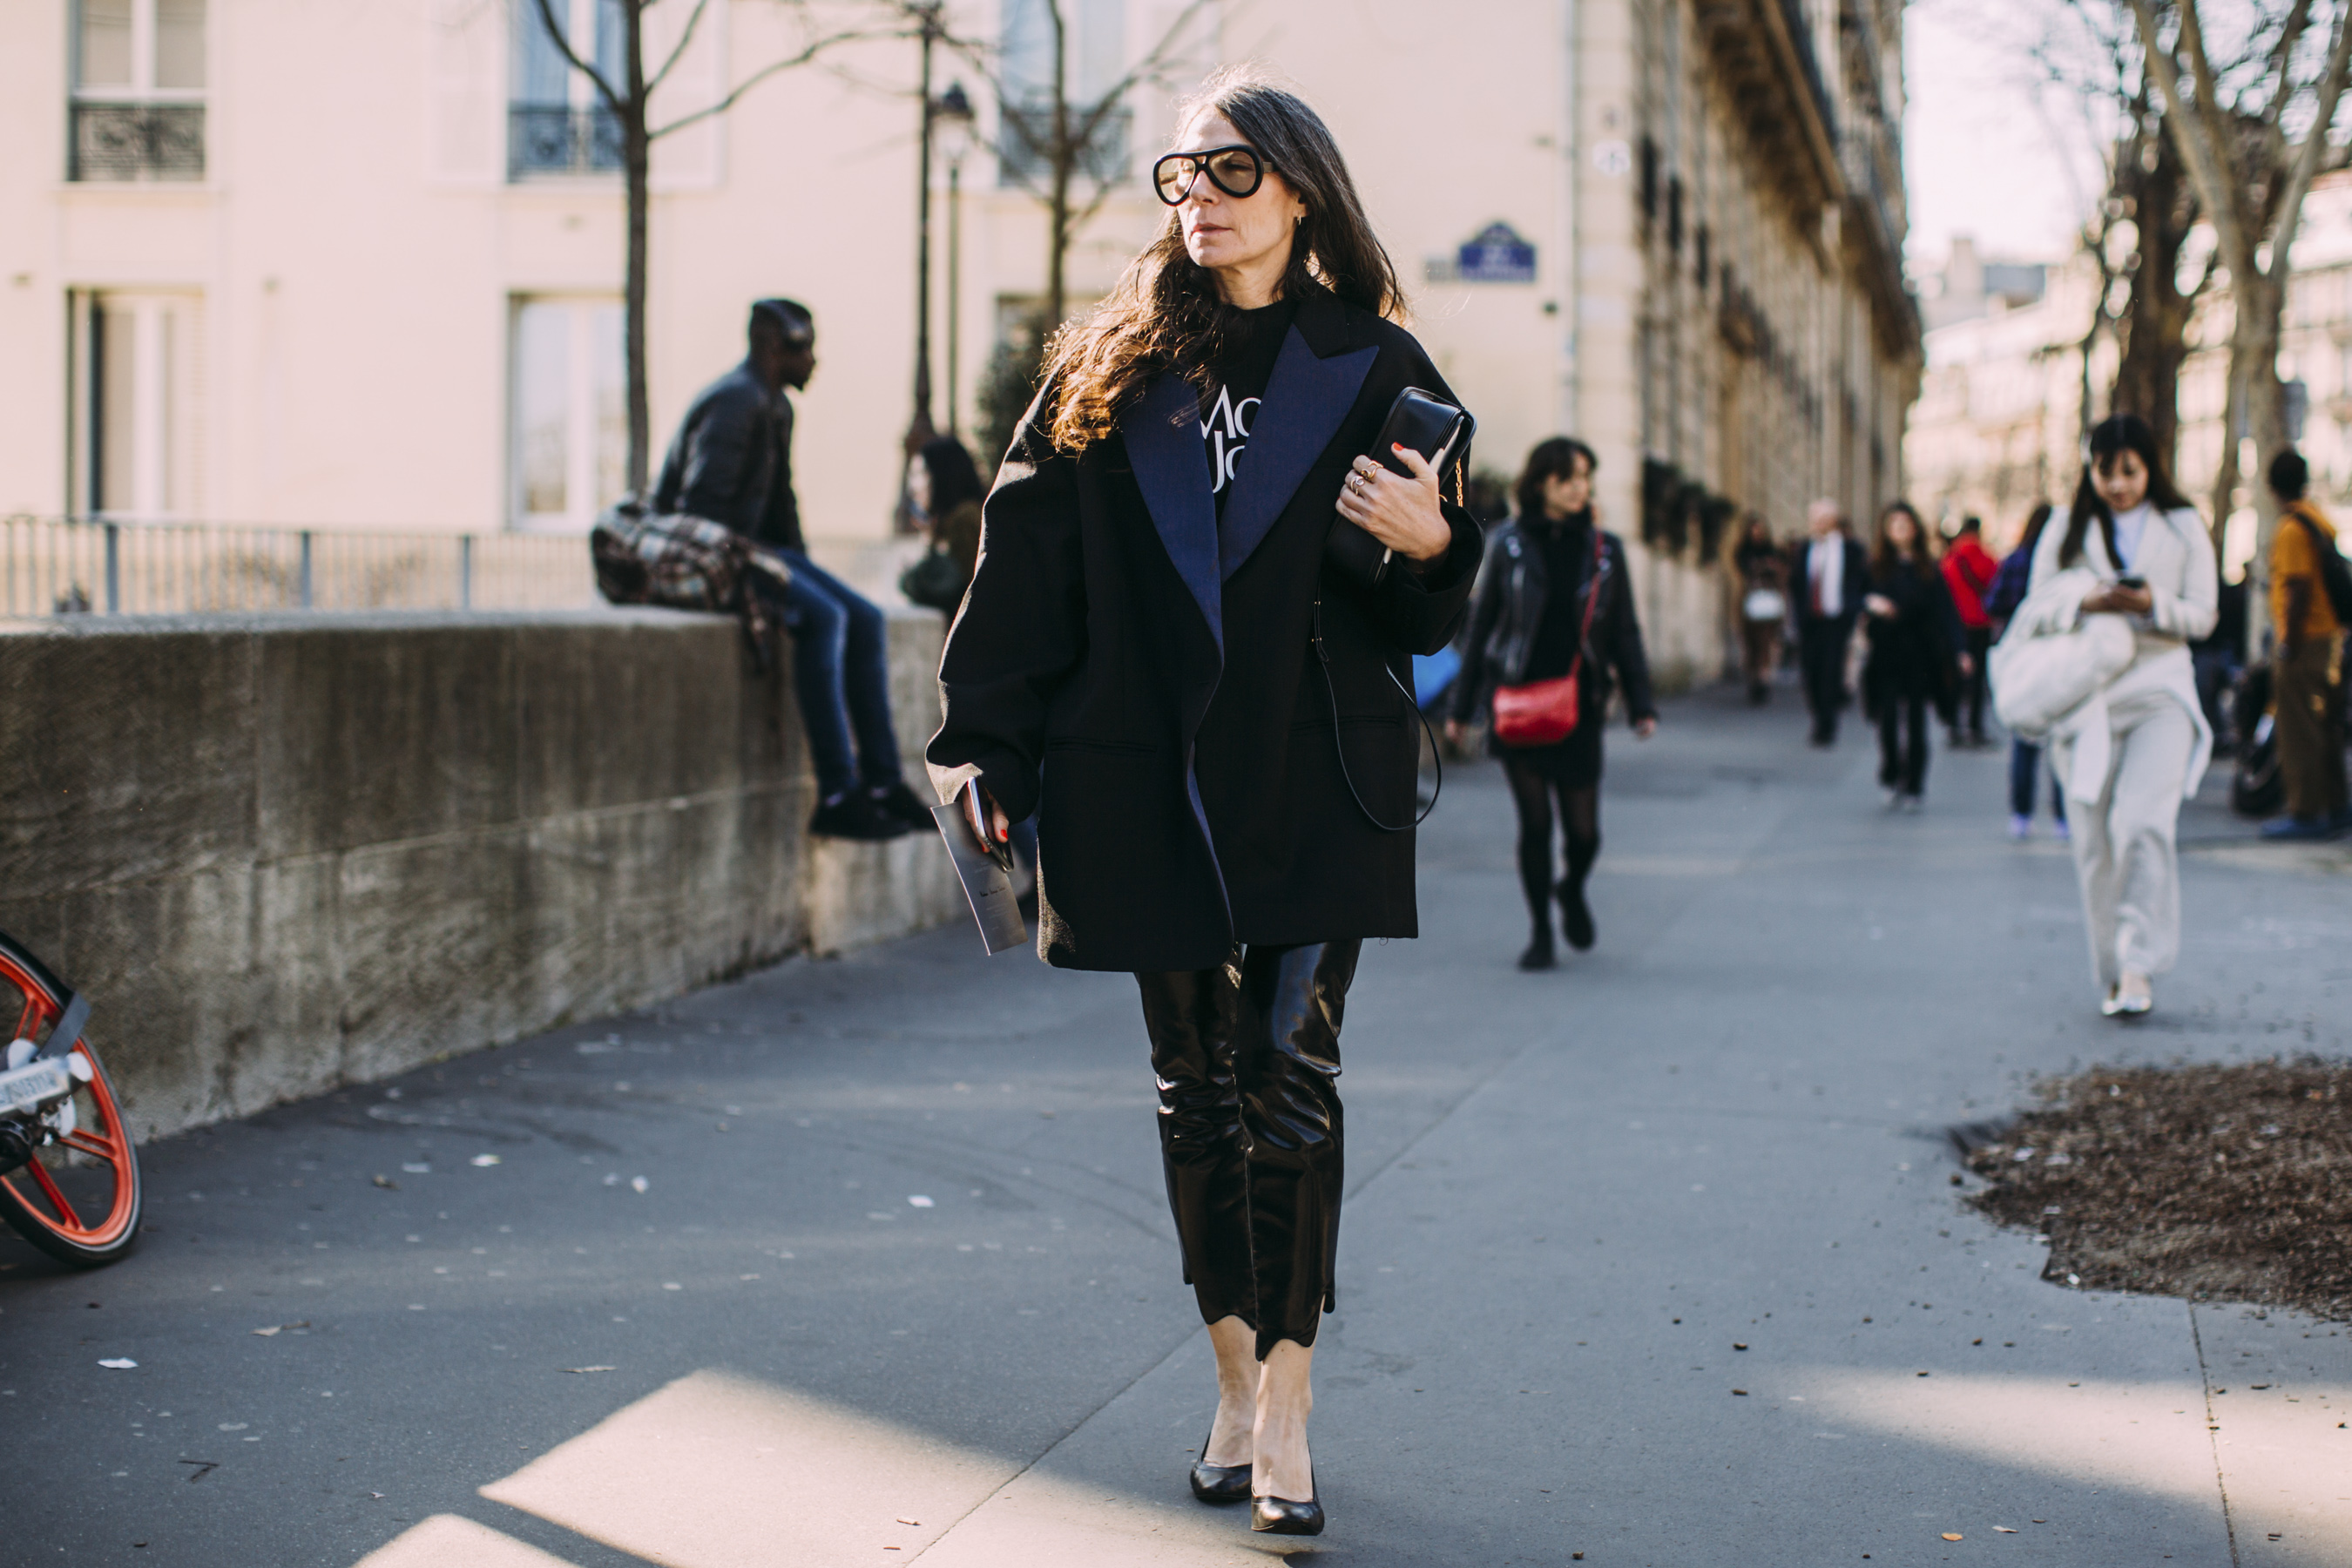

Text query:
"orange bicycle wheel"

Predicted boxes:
[[0, 933, 141, 1267]]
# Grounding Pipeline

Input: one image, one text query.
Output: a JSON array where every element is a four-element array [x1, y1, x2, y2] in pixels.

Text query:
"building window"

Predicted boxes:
[[509, 296, 625, 531], [510, 0, 625, 179], [70, 0, 206, 181], [68, 290, 205, 519], [996, 0, 1130, 188]]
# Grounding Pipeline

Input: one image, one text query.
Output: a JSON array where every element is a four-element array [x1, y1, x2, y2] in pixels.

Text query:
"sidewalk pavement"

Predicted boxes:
[[3, 685, 2346, 1567]]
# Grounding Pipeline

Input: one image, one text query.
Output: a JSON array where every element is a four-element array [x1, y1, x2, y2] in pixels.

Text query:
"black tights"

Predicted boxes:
[[1504, 759, 1599, 938]]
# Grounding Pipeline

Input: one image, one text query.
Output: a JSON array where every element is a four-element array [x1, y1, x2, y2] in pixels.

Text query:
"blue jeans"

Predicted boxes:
[[767, 551, 902, 801], [2008, 737, 2065, 823]]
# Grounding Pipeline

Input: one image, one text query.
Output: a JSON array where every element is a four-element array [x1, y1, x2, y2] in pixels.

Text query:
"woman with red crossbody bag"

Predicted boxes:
[[1448, 438, 1659, 970]]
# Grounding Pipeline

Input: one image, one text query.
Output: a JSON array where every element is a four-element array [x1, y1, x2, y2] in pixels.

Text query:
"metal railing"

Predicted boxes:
[[508, 105, 624, 179], [70, 102, 205, 182], [0, 517, 598, 620]]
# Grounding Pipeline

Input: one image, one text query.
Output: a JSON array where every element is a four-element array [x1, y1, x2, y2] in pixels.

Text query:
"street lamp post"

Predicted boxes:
[[933, 82, 975, 442], [902, 2, 943, 523]]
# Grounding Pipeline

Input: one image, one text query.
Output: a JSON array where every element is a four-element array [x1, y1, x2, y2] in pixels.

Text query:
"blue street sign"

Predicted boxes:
[[1456, 222, 1538, 283]]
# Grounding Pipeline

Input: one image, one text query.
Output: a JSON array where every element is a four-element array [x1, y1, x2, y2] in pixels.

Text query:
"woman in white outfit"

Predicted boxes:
[[2009, 415, 2218, 1017]]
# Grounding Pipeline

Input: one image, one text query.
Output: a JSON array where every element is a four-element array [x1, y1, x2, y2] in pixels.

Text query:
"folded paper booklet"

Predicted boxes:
[[931, 802, 1030, 956]]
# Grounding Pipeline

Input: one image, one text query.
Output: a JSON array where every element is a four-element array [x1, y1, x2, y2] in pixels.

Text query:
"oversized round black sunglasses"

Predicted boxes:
[[1152, 144, 1274, 206]]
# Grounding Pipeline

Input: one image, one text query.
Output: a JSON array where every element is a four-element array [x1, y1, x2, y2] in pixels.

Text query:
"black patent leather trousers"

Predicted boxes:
[[1135, 940, 1359, 1362]]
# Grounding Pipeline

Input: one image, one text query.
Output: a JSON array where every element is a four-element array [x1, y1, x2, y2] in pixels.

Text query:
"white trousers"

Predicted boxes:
[[2049, 692, 2196, 991]]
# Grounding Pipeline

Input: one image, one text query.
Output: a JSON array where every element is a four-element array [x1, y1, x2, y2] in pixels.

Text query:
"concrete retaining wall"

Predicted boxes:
[[0, 605, 963, 1140]]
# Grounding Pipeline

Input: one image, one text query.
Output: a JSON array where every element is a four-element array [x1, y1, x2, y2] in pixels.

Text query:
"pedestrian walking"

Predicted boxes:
[[1984, 502, 2066, 840], [2258, 449, 2349, 838], [926, 69, 1481, 1538], [1793, 499, 1872, 747], [1861, 501, 1964, 811], [1941, 515, 1999, 747], [2004, 413, 2218, 1017], [652, 299, 930, 841], [1446, 439, 1658, 970], [1733, 512, 1788, 704]]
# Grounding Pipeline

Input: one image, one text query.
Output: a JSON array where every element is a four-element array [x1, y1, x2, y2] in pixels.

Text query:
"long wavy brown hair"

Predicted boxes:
[[1038, 67, 1403, 453]]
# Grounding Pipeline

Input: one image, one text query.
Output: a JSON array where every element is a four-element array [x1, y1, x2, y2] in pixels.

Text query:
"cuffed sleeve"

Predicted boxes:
[[924, 400, 1085, 822], [1372, 503, 1483, 656], [2146, 508, 2219, 641]]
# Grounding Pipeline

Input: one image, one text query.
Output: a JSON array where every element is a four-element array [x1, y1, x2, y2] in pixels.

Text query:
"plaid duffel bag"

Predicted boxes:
[[591, 500, 792, 663]]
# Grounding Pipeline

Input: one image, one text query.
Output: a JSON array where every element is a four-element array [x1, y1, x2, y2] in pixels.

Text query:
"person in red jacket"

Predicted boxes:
[[1941, 515, 1999, 747]]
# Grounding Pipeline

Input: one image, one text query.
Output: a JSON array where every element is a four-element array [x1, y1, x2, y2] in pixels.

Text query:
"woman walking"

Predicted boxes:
[[2006, 414, 2217, 1017], [1733, 512, 1788, 704], [899, 435, 989, 611], [1862, 500, 1965, 811], [926, 69, 1481, 1536], [1447, 438, 1658, 970]]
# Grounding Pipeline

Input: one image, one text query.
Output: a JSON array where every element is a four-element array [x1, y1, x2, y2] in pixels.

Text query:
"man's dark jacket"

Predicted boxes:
[[650, 361, 804, 551], [1790, 532, 1872, 625], [926, 284, 1482, 972]]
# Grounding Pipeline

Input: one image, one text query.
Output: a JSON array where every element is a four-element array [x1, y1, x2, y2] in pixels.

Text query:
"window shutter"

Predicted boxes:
[[647, 0, 726, 192], [427, 0, 504, 184]]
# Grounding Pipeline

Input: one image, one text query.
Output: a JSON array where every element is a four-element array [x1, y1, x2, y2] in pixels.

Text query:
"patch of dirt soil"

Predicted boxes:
[[1960, 1058, 2352, 1321]]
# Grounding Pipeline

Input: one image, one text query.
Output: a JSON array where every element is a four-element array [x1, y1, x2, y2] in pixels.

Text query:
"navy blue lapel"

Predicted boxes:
[[1126, 372, 1222, 651], [1218, 328, 1379, 581]]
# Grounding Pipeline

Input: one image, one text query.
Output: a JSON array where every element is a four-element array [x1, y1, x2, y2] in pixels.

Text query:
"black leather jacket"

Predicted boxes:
[[1450, 516, 1658, 727], [650, 361, 804, 551]]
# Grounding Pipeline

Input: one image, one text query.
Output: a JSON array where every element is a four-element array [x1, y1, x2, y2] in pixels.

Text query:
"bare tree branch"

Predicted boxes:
[[2132, 0, 2255, 277], [644, 0, 714, 96], [2268, 0, 2352, 265], [651, 19, 900, 139]]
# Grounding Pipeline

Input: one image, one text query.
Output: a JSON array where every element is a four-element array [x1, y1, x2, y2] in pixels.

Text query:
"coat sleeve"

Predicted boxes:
[[2147, 508, 2220, 642], [676, 387, 758, 532], [1605, 538, 1658, 724], [923, 398, 1085, 821], [1448, 527, 1511, 723], [1360, 362, 1483, 654]]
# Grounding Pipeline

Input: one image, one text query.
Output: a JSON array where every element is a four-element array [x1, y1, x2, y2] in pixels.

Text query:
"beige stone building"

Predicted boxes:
[[2, 0, 1917, 679]]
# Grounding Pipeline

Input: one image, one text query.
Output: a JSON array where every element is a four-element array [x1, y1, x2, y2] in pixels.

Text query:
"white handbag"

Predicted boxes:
[[1741, 587, 1787, 622], [1989, 612, 2134, 740]]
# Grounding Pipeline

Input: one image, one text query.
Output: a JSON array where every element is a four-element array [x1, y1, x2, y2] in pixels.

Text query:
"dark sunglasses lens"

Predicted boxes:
[[1206, 149, 1261, 195]]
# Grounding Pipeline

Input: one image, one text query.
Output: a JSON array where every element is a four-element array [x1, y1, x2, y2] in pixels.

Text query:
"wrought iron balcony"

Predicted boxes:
[[70, 102, 205, 182], [997, 102, 1130, 188], [508, 105, 623, 179]]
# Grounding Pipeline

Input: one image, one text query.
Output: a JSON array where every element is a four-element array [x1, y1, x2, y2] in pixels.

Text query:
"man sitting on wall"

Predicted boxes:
[[653, 298, 930, 841]]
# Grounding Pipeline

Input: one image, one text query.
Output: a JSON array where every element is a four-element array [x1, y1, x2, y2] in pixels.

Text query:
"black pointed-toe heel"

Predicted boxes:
[[1249, 1469, 1322, 1536], [1189, 1424, 1252, 1505]]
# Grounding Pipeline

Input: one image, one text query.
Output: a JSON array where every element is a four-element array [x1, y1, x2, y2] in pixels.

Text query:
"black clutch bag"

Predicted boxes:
[[1325, 387, 1474, 591]]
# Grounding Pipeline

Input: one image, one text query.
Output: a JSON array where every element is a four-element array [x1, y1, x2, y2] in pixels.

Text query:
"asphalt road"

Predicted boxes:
[[4, 684, 2348, 1567]]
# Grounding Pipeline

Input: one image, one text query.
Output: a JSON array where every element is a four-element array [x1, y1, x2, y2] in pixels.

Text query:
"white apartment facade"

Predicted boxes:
[[2, 0, 1918, 679]]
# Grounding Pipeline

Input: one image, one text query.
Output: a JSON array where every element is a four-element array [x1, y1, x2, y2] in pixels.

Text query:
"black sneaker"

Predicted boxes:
[[868, 780, 938, 832], [809, 794, 912, 841]]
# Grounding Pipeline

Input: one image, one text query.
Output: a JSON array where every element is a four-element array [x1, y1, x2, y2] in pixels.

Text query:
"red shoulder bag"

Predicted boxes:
[[1490, 528, 1605, 748]]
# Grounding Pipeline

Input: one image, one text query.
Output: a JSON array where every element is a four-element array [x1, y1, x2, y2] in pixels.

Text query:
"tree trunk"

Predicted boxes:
[[2110, 125, 2197, 473], [2237, 285, 2287, 645], [623, 0, 652, 497]]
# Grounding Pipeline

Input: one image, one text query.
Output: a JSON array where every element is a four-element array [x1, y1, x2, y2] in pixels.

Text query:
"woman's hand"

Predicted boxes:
[[1633, 717, 1658, 740], [2080, 582, 2153, 616], [1443, 718, 1469, 747], [1338, 445, 1451, 563], [1957, 652, 1977, 677], [1864, 592, 1897, 618], [963, 779, 1010, 847]]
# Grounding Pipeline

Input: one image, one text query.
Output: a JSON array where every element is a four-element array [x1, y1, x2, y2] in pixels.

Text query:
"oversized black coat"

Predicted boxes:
[[925, 285, 1483, 973]]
